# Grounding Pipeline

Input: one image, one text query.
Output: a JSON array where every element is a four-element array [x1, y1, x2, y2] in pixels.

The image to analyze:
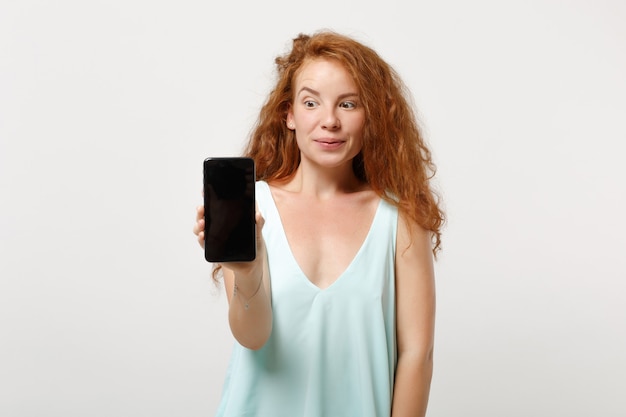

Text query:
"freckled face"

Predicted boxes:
[[286, 59, 365, 170]]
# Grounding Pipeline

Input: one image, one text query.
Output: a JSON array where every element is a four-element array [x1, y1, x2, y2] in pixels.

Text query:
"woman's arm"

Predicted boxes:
[[391, 214, 436, 417], [222, 240, 272, 350], [195, 205, 273, 350]]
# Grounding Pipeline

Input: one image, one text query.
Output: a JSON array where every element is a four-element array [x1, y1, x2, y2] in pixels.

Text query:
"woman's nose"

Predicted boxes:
[[321, 109, 340, 130]]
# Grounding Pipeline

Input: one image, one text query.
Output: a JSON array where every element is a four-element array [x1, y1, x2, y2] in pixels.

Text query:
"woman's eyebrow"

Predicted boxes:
[[297, 86, 359, 99], [297, 86, 319, 96]]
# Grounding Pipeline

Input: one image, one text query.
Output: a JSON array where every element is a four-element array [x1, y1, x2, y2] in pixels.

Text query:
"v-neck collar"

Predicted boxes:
[[262, 181, 383, 292]]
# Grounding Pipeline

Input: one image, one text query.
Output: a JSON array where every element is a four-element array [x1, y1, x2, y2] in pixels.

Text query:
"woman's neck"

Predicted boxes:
[[275, 161, 367, 199]]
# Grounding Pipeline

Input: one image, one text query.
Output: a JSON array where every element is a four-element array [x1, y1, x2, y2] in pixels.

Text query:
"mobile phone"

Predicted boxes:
[[203, 157, 256, 262]]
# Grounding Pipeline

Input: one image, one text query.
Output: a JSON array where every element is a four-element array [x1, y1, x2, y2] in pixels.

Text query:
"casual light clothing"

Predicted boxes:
[[215, 180, 398, 417]]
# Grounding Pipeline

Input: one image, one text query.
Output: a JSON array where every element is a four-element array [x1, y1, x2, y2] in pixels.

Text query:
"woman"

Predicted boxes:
[[194, 30, 444, 417]]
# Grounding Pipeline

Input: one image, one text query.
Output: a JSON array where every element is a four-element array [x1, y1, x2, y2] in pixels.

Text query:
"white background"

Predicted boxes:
[[1, 1, 625, 416]]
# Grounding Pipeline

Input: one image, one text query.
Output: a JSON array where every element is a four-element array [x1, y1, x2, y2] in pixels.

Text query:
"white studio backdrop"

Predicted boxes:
[[1, 1, 625, 416]]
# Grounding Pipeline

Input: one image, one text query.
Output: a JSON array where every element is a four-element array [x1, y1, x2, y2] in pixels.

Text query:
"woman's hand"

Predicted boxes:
[[194, 202, 272, 349], [221, 208, 266, 278], [193, 205, 206, 249], [193, 203, 267, 276]]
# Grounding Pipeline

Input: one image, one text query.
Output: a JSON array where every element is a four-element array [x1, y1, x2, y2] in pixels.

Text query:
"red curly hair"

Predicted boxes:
[[244, 30, 444, 255]]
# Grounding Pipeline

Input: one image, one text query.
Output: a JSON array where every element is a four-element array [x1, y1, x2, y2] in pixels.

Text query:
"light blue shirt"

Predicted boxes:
[[215, 181, 398, 417]]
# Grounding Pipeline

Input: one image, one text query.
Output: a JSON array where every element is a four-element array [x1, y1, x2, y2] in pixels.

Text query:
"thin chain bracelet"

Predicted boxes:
[[233, 276, 263, 310]]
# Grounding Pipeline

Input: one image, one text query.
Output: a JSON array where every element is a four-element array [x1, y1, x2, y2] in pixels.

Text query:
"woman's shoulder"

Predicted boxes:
[[254, 180, 273, 211], [255, 179, 269, 189]]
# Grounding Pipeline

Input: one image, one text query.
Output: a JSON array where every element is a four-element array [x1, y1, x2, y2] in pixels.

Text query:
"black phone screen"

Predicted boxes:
[[203, 157, 256, 262]]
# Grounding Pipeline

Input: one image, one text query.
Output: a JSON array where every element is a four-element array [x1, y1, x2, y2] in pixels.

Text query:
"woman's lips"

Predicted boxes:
[[314, 138, 345, 149]]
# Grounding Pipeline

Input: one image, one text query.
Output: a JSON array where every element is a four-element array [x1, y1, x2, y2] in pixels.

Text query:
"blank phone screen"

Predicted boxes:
[[203, 157, 256, 262]]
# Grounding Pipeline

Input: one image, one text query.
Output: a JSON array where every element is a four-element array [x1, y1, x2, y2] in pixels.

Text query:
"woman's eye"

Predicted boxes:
[[340, 101, 356, 109], [304, 100, 317, 108]]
